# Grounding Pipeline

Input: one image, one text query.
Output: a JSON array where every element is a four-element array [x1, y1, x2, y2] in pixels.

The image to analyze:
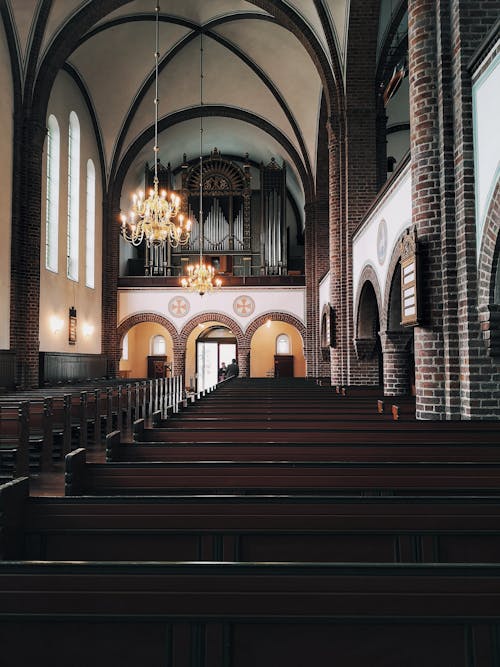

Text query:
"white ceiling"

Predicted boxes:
[[6, 0, 359, 206]]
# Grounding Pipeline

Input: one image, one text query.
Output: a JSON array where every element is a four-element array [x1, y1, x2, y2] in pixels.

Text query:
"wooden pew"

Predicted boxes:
[[65, 448, 500, 497], [0, 402, 31, 478], [1, 561, 500, 666], [132, 421, 500, 445], [107, 429, 500, 464], [9, 486, 500, 564]]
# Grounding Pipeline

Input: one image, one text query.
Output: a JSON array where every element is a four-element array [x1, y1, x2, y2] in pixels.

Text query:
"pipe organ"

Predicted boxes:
[[130, 150, 296, 278], [261, 158, 287, 276]]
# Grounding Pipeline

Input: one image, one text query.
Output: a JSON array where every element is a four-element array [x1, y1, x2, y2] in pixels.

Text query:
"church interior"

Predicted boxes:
[[0, 0, 500, 664]]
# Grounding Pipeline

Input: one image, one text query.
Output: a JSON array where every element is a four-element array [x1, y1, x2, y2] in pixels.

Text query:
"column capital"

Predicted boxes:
[[379, 330, 413, 353]]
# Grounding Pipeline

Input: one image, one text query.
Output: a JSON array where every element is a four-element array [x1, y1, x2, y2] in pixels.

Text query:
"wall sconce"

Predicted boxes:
[[82, 323, 95, 338], [50, 316, 64, 334]]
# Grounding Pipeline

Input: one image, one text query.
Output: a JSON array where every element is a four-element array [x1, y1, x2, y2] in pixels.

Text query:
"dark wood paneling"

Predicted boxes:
[[0, 350, 16, 388], [39, 352, 108, 385]]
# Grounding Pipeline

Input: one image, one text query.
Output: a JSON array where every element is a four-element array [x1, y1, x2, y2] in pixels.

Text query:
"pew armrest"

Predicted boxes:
[[106, 430, 121, 462], [0, 476, 29, 559], [133, 419, 145, 441], [65, 448, 86, 496]]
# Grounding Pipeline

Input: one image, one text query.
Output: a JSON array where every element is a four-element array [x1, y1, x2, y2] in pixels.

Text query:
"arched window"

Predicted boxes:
[[67, 111, 80, 281], [276, 334, 290, 355], [45, 115, 60, 272], [122, 333, 129, 361], [152, 335, 166, 355], [85, 159, 95, 288]]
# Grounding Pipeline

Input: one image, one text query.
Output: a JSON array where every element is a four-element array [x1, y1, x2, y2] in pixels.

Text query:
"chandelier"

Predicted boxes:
[[120, 3, 191, 248], [181, 31, 222, 296]]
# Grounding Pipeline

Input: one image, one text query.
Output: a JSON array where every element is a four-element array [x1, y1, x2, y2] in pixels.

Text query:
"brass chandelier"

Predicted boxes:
[[120, 3, 191, 248], [181, 31, 222, 296]]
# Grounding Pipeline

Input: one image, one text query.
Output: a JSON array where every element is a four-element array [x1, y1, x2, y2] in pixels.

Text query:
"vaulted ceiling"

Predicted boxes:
[[4, 1, 392, 211]]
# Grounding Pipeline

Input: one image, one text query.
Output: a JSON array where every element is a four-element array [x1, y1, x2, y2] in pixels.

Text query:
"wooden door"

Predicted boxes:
[[274, 355, 294, 378]]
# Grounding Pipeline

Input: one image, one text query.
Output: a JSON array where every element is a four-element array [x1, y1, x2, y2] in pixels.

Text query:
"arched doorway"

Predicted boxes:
[[249, 321, 305, 378], [119, 322, 174, 379], [185, 324, 237, 391], [383, 264, 415, 396], [355, 280, 383, 386]]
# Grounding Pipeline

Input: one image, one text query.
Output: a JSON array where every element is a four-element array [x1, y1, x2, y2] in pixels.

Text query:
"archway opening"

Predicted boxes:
[[356, 281, 382, 386], [250, 320, 305, 378], [119, 322, 173, 379], [186, 323, 237, 391], [386, 265, 415, 396]]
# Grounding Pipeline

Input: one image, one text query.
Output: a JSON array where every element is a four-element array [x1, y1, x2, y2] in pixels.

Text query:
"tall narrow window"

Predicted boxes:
[[67, 111, 80, 281], [45, 115, 60, 272], [152, 335, 166, 355], [85, 159, 95, 288], [276, 334, 290, 355]]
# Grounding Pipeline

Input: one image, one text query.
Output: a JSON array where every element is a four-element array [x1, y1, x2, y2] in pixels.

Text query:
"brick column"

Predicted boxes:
[[237, 347, 250, 378], [172, 344, 185, 378], [327, 116, 345, 386], [10, 119, 46, 388], [380, 331, 413, 396], [102, 200, 120, 378], [408, 0, 447, 419], [304, 200, 318, 378], [304, 199, 330, 379], [449, 0, 500, 418]]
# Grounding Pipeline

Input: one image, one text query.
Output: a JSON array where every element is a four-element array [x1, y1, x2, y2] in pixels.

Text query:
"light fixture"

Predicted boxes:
[[120, 3, 191, 248], [82, 323, 95, 338], [266, 319, 272, 328], [181, 31, 222, 296], [50, 315, 64, 334]]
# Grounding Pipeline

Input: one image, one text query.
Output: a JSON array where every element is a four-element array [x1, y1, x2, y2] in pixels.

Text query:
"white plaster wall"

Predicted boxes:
[[39, 70, 103, 354], [319, 271, 330, 331], [0, 17, 13, 349], [352, 163, 411, 314], [473, 48, 500, 254], [118, 287, 305, 333]]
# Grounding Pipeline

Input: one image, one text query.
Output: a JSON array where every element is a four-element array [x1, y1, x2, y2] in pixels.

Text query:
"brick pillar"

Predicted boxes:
[[172, 344, 185, 378], [10, 119, 46, 388], [449, 0, 500, 418], [103, 200, 120, 378], [304, 199, 330, 379], [332, 0, 379, 388], [408, 0, 447, 419], [327, 116, 345, 386], [304, 200, 318, 378], [305, 96, 332, 381], [238, 347, 250, 378], [380, 331, 413, 396]]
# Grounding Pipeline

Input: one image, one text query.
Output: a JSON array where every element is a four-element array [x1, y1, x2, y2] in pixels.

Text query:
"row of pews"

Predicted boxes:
[[0, 375, 186, 480], [1, 377, 500, 666]]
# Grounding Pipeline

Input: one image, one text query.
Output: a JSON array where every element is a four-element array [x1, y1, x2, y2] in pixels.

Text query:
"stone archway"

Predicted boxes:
[[179, 312, 245, 378], [246, 311, 306, 378], [116, 313, 180, 377], [353, 265, 383, 386]]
